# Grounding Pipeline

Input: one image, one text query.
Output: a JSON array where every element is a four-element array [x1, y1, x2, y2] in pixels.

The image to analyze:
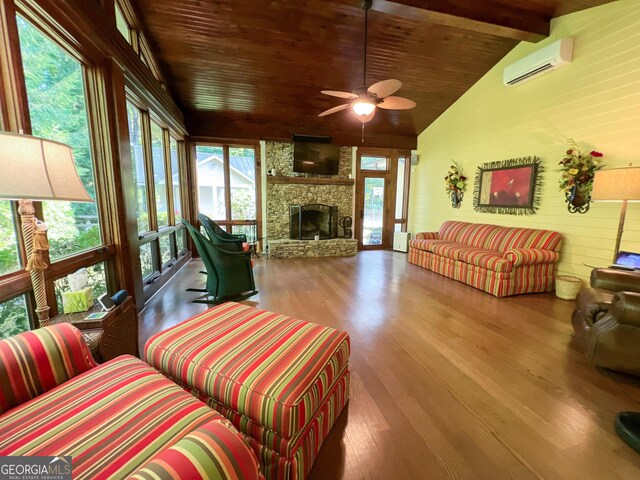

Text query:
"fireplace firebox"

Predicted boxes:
[[289, 204, 338, 240]]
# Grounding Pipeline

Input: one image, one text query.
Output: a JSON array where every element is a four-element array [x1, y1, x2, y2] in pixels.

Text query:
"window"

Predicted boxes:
[[230, 147, 257, 221], [0, 201, 21, 276], [170, 137, 182, 223], [176, 228, 186, 254], [127, 102, 150, 233], [114, 3, 131, 44], [159, 235, 173, 266], [361, 156, 388, 171], [18, 16, 102, 261], [395, 156, 410, 232], [140, 243, 153, 279], [125, 97, 187, 297], [196, 145, 225, 220], [0, 295, 30, 339], [151, 121, 168, 228], [196, 144, 259, 240]]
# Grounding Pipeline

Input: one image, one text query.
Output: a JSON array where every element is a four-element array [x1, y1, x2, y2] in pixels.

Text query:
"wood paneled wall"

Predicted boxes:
[[408, 0, 640, 281]]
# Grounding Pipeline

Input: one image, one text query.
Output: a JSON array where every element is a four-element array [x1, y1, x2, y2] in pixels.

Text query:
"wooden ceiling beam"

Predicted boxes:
[[373, 0, 549, 42]]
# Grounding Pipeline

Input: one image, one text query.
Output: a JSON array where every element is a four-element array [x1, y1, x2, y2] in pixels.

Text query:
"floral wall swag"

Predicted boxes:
[[559, 139, 604, 214], [445, 162, 467, 208]]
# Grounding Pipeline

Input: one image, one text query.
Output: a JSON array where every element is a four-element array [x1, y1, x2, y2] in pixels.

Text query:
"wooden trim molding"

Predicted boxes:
[[267, 176, 354, 186], [0, 0, 30, 132]]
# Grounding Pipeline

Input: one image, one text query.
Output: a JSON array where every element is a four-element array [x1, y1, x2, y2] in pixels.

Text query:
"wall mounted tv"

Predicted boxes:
[[293, 142, 340, 175]]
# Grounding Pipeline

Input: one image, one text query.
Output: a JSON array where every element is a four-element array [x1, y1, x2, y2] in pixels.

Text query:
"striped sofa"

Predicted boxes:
[[145, 302, 350, 480], [0, 323, 263, 480], [408, 220, 562, 297]]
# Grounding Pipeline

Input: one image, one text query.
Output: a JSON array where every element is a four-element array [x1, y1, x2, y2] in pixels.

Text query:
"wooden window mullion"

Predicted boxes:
[[140, 110, 157, 233], [223, 144, 232, 224], [164, 130, 174, 226]]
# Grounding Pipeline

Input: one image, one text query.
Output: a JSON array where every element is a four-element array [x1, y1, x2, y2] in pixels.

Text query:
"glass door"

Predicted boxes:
[[362, 177, 386, 247], [355, 148, 411, 250], [356, 151, 391, 250]]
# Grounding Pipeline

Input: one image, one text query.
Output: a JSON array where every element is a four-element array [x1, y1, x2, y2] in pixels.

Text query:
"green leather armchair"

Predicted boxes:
[[572, 268, 640, 375], [183, 220, 257, 304]]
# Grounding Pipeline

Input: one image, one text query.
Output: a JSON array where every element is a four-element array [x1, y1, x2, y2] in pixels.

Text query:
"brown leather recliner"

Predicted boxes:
[[572, 268, 640, 375]]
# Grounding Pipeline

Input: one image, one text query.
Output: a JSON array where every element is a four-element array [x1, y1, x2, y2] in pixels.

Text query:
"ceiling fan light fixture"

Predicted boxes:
[[352, 100, 375, 116]]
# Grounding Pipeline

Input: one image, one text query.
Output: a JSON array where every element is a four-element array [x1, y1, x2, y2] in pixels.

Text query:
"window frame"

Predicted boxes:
[[194, 142, 262, 241], [395, 155, 412, 233], [126, 93, 188, 300], [4, 5, 119, 319]]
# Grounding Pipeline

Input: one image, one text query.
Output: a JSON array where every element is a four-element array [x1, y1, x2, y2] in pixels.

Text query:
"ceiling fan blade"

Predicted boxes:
[[318, 104, 351, 117], [368, 79, 402, 98], [321, 90, 357, 99], [378, 96, 416, 110]]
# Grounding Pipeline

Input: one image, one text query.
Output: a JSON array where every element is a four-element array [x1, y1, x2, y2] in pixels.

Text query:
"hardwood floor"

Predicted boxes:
[[139, 251, 640, 479]]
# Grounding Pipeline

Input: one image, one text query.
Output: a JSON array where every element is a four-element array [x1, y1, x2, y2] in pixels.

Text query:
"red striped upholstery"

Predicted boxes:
[[414, 231, 438, 240], [409, 221, 562, 297], [504, 248, 560, 266], [456, 223, 503, 249], [438, 220, 470, 242], [145, 303, 350, 480], [487, 227, 562, 252], [410, 239, 449, 252], [190, 371, 349, 480], [145, 303, 349, 439], [458, 249, 513, 273], [431, 242, 469, 260], [0, 355, 262, 480], [131, 419, 263, 480], [0, 323, 96, 414]]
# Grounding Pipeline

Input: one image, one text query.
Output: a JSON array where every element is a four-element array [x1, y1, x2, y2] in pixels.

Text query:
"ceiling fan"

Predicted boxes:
[[318, 0, 416, 138]]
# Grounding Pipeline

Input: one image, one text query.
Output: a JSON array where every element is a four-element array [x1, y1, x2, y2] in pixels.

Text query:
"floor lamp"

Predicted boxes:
[[591, 166, 640, 263], [0, 131, 92, 326]]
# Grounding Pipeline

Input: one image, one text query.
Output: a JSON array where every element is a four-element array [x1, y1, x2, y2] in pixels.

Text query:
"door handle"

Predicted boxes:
[[360, 209, 364, 219]]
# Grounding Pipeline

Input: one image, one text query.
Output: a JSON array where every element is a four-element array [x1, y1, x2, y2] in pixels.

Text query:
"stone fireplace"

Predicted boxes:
[[289, 204, 338, 240], [265, 141, 358, 258]]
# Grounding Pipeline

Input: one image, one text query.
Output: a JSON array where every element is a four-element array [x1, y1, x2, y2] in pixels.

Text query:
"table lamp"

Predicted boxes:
[[591, 165, 640, 264], [0, 131, 93, 326]]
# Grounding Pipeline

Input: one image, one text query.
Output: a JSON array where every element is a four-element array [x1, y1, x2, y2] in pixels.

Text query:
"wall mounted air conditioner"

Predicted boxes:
[[503, 38, 574, 86]]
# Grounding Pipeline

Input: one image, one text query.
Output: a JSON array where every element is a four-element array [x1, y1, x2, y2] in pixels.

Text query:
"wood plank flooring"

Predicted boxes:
[[139, 251, 640, 480]]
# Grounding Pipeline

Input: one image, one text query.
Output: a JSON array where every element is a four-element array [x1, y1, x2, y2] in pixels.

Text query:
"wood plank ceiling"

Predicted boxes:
[[132, 0, 615, 149]]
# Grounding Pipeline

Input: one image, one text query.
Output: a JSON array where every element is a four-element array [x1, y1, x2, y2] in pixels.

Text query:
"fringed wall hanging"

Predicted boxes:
[[473, 156, 543, 215]]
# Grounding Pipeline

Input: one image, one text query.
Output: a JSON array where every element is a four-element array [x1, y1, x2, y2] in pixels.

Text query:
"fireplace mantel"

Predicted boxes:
[[267, 176, 354, 186]]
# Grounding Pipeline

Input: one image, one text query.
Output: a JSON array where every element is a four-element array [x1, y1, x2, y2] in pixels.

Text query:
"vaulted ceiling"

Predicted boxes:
[[132, 0, 615, 148]]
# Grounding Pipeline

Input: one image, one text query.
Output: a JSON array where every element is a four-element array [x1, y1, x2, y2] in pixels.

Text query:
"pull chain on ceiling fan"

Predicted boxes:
[[318, 0, 416, 141]]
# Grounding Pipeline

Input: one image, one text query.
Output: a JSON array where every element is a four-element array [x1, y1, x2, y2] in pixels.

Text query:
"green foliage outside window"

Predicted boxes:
[[0, 201, 20, 276], [17, 16, 101, 261], [0, 296, 30, 340]]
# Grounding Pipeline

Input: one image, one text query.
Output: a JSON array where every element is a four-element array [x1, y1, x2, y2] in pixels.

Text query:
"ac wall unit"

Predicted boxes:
[[393, 232, 411, 253], [503, 38, 574, 86]]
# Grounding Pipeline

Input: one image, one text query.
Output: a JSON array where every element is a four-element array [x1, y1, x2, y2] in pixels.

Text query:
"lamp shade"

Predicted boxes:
[[0, 131, 92, 202], [592, 166, 640, 202]]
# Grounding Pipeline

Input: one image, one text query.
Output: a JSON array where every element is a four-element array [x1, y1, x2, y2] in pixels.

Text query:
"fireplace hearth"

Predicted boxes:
[[289, 204, 338, 240]]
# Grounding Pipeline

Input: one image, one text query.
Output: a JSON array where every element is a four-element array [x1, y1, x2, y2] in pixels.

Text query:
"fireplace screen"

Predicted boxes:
[[289, 204, 338, 240]]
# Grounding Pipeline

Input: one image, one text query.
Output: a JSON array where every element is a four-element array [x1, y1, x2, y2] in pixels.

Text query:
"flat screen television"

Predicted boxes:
[[293, 142, 340, 175]]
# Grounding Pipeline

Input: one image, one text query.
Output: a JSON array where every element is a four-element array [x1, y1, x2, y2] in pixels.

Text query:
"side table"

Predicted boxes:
[[48, 296, 138, 362]]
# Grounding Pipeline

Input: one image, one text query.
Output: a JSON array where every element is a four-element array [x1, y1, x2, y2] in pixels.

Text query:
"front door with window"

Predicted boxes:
[[355, 149, 411, 250]]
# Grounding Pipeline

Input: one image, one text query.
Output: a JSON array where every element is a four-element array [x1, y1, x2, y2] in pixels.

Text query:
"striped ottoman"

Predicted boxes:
[[145, 302, 350, 480]]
